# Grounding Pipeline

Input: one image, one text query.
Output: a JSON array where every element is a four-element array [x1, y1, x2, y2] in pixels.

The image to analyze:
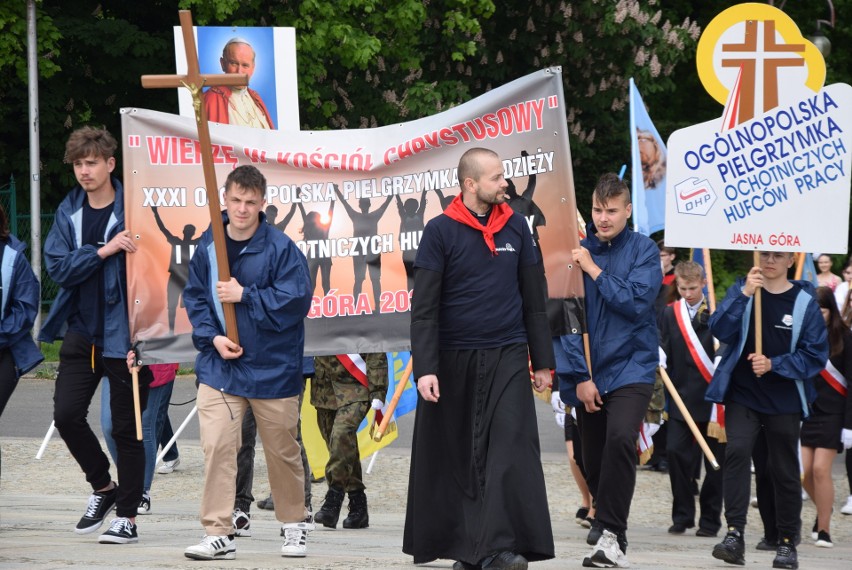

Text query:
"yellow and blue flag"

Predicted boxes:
[[301, 351, 417, 477]]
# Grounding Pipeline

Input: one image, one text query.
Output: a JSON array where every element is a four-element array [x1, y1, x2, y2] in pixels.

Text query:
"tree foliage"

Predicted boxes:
[[3, 0, 852, 281]]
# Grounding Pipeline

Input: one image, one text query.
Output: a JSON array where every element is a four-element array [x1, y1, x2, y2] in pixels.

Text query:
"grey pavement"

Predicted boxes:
[[1, 376, 851, 569]]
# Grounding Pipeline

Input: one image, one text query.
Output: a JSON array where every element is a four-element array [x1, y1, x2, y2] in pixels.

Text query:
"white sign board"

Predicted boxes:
[[666, 84, 852, 252], [665, 2, 851, 253]]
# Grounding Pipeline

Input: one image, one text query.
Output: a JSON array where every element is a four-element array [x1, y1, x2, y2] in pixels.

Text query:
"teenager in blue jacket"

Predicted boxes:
[[569, 173, 662, 569], [39, 126, 153, 544], [182, 165, 313, 561], [707, 252, 827, 570]]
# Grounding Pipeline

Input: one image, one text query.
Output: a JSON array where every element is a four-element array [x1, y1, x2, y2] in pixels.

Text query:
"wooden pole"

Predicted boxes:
[[658, 366, 720, 470], [753, 251, 762, 355], [702, 248, 716, 313], [372, 358, 413, 442], [794, 252, 806, 280], [131, 366, 143, 441], [141, 10, 245, 344]]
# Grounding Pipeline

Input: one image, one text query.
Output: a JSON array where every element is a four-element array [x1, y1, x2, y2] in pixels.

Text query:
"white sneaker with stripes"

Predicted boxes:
[[184, 534, 236, 560]]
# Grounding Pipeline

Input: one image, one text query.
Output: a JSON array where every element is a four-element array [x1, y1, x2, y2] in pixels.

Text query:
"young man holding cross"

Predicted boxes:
[[707, 251, 827, 569], [40, 126, 153, 543], [182, 165, 313, 560]]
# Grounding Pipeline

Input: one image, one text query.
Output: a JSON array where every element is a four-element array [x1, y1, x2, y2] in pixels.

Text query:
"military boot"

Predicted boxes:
[[314, 487, 344, 528], [342, 490, 369, 529]]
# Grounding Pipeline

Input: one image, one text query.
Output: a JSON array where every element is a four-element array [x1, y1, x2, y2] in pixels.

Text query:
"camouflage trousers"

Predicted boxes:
[[316, 400, 370, 493]]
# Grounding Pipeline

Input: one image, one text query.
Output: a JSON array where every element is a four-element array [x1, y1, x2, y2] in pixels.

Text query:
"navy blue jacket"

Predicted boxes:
[[706, 278, 827, 416], [1, 235, 43, 376], [184, 212, 311, 399], [38, 177, 132, 357], [561, 223, 661, 398]]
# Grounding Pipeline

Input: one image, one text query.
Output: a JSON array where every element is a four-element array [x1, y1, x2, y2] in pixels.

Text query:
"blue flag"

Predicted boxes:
[[800, 253, 820, 287], [629, 78, 667, 235]]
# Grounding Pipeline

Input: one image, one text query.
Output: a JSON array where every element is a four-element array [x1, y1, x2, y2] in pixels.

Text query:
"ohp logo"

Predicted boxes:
[[675, 178, 716, 216]]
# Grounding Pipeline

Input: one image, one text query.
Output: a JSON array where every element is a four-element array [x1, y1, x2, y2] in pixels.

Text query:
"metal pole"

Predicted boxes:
[[27, 0, 42, 335]]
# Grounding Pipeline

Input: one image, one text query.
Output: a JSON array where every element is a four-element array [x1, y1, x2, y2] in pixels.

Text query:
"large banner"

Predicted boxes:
[[122, 68, 582, 363]]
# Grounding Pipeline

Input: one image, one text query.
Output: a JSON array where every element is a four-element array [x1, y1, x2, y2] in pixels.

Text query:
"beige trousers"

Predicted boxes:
[[197, 383, 307, 535]]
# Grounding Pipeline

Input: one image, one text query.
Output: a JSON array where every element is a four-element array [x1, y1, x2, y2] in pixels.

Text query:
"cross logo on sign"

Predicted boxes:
[[720, 19, 805, 124], [696, 4, 826, 124]]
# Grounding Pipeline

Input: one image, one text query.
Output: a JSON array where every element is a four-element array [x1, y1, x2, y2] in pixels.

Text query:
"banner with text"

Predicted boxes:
[[121, 68, 582, 362], [665, 3, 851, 254]]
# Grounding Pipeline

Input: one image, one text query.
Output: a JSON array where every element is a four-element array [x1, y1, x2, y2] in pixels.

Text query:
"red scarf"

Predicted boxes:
[[444, 194, 514, 255]]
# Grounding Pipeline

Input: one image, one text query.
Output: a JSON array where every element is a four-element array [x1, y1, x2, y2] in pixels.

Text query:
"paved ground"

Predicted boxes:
[[1, 377, 851, 569]]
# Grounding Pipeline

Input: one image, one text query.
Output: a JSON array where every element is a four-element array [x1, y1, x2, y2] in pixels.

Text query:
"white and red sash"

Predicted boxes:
[[673, 298, 726, 439], [336, 353, 369, 388], [337, 353, 385, 424], [820, 359, 848, 397], [673, 299, 714, 381]]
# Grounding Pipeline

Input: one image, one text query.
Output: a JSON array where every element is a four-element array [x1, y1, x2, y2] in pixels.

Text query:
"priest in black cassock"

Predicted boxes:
[[402, 147, 555, 570]]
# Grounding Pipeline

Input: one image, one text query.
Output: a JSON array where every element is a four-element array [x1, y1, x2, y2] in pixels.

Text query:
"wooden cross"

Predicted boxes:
[[141, 10, 244, 344]]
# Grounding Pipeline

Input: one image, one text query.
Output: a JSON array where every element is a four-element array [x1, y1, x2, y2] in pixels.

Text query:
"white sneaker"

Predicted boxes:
[[281, 516, 314, 558], [233, 509, 251, 537], [184, 535, 236, 560], [750, 496, 758, 508], [841, 495, 852, 515], [587, 529, 630, 568], [157, 458, 180, 474]]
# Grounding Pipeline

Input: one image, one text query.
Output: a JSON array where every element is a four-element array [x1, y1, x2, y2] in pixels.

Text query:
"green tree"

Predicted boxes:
[[1, 2, 179, 209], [3, 0, 851, 287]]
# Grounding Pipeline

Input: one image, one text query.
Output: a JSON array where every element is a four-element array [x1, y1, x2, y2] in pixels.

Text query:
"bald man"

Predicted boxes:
[[203, 38, 275, 129]]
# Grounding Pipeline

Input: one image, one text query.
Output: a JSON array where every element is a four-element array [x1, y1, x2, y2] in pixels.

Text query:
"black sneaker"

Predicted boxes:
[[617, 530, 628, 555], [712, 527, 745, 565], [98, 517, 138, 544], [814, 530, 833, 548], [756, 536, 778, 551], [257, 494, 275, 511], [481, 551, 527, 569], [586, 523, 602, 545], [75, 487, 118, 534], [137, 493, 151, 515], [772, 538, 798, 569]]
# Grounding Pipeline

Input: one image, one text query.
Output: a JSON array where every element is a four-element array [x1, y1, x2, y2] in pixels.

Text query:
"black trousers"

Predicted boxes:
[[577, 382, 653, 534], [722, 401, 801, 540], [53, 333, 151, 518], [0, 348, 19, 417], [666, 417, 725, 532]]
